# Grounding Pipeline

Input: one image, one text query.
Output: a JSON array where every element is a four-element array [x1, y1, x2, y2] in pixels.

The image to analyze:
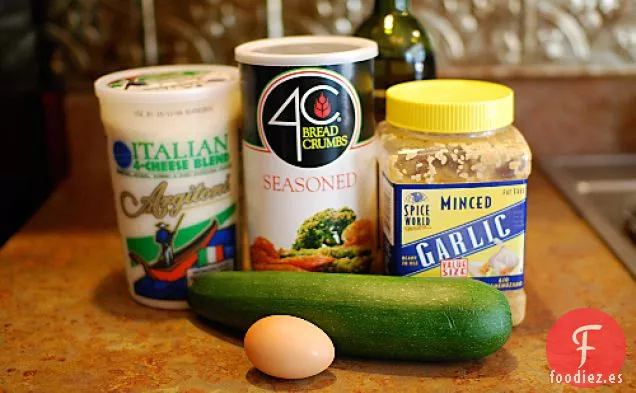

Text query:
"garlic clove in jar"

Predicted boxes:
[[488, 246, 520, 275], [467, 261, 489, 277]]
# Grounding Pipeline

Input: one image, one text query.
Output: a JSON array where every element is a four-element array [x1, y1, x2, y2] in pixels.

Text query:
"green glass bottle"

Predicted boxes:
[[355, 0, 436, 118]]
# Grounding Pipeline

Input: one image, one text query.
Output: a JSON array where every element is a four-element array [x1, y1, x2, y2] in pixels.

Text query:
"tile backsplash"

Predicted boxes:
[[44, 0, 636, 89]]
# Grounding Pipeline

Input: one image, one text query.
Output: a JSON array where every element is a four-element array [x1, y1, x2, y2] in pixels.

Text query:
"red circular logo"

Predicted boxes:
[[546, 308, 626, 388]]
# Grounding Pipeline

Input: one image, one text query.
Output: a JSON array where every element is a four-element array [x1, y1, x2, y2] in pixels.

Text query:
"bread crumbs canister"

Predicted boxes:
[[235, 36, 380, 274], [379, 80, 532, 325], [95, 65, 241, 309]]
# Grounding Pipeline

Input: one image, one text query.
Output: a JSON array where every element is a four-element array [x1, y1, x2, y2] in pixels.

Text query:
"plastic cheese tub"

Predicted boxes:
[[94, 65, 241, 309]]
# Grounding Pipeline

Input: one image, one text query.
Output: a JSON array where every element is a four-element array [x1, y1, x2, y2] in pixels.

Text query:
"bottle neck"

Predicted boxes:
[[374, 0, 410, 13]]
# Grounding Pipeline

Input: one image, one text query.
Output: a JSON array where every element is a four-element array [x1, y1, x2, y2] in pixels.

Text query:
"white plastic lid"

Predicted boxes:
[[94, 64, 239, 103], [235, 36, 378, 66]]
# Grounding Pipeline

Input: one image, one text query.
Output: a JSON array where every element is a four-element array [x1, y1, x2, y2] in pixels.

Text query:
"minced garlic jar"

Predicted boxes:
[[379, 80, 531, 326]]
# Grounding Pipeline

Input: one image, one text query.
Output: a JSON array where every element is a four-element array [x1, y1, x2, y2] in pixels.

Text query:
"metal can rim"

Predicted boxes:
[[235, 36, 378, 67]]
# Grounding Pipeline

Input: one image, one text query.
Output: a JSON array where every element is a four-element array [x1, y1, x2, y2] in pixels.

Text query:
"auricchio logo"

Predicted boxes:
[[546, 308, 626, 388], [256, 68, 361, 169]]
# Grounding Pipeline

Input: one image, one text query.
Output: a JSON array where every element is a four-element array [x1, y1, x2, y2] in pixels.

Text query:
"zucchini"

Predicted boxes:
[[188, 272, 512, 361]]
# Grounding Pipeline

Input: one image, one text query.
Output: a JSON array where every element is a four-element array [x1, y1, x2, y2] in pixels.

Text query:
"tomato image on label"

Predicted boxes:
[[257, 69, 362, 168]]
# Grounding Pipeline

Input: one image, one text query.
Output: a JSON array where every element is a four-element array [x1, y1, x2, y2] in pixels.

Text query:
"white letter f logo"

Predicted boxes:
[[572, 324, 602, 368]]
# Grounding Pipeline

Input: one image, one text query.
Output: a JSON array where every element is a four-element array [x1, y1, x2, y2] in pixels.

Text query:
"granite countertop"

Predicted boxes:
[[1, 96, 635, 393]]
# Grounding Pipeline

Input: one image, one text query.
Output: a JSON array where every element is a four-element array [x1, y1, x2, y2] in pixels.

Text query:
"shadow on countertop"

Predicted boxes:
[[517, 282, 557, 334], [246, 368, 337, 391], [329, 347, 517, 379], [93, 269, 188, 321], [188, 314, 244, 347], [239, 347, 517, 391]]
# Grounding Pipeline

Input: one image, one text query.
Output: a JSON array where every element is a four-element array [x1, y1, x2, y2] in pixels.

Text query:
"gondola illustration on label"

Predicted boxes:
[[128, 215, 219, 300]]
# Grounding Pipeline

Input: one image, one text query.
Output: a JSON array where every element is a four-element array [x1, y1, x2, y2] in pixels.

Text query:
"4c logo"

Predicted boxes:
[[257, 69, 361, 169], [546, 308, 625, 388]]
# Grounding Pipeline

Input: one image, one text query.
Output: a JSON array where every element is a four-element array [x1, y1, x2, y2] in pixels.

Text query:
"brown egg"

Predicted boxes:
[[244, 315, 335, 379]]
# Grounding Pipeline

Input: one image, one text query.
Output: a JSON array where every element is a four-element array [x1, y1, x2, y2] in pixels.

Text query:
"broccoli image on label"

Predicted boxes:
[[250, 207, 376, 274], [293, 207, 357, 250]]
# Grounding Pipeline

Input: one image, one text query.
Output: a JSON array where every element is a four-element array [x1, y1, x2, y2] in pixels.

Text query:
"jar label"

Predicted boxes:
[[111, 134, 231, 179], [107, 129, 239, 303], [381, 176, 527, 290]]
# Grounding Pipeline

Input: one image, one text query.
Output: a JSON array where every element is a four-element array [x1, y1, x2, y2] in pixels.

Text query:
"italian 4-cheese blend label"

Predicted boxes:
[[241, 65, 378, 273], [382, 177, 527, 290], [109, 133, 238, 302]]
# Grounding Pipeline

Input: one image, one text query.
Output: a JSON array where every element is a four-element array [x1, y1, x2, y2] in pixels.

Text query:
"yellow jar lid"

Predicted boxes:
[[386, 79, 514, 134]]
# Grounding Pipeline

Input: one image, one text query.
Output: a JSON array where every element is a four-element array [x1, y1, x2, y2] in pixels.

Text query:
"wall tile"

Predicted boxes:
[[44, 0, 145, 88], [276, 0, 636, 68], [154, 0, 267, 65], [43, 0, 636, 90], [525, 0, 636, 65]]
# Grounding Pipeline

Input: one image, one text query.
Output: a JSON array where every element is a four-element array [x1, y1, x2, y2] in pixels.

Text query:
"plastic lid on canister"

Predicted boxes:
[[235, 36, 378, 66], [94, 64, 239, 103], [386, 80, 514, 134]]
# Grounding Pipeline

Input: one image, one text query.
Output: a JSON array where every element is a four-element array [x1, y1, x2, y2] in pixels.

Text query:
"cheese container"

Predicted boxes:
[[95, 65, 241, 309]]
